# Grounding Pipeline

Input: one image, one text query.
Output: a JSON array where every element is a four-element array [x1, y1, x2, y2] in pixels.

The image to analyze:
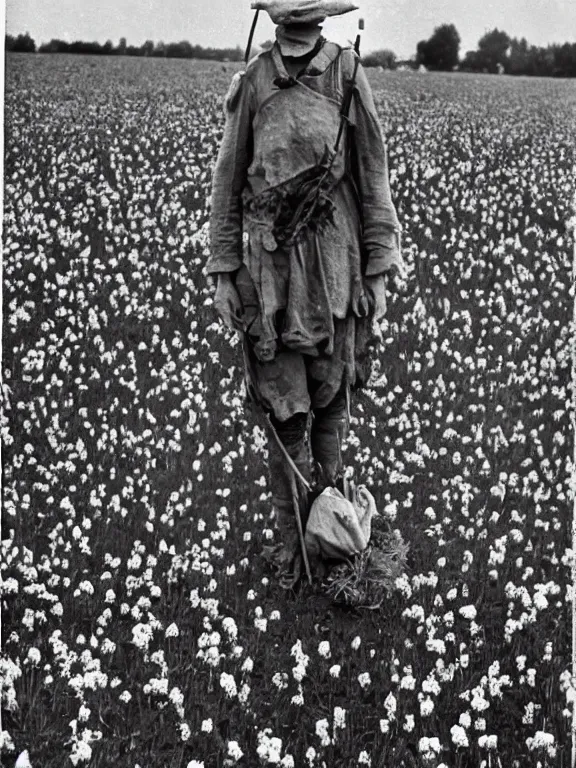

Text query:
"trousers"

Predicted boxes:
[[267, 381, 348, 516]]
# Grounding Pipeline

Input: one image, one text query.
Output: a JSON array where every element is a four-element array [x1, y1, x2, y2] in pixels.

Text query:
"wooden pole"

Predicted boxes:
[[289, 467, 313, 584]]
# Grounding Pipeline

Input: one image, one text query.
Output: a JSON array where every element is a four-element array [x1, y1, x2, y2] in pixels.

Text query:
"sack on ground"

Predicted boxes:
[[304, 484, 378, 562]]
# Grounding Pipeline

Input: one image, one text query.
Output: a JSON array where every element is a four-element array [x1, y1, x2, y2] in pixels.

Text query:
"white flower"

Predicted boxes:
[[255, 618, 268, 632], [227, 740, 244, 761], [70, 740, 92, 766], [256, 728, 283, 764], [358, 750, 371, 765], [78, 704, 90, 722], [15, 751, 32, 768], [358, 672, 371, 689], [451, 724, 469, 748], [315, 718, 331, 747], [272, 672, 289, 690], [333, 706, 346, 731], [329, 664, 341, 678], [403, 714, 415, 732], [165, 622, 179, 638], [420, 696, 434, 716], [26, 648, 41, 666], [351, 636, 361, 650], [459, 604, 477, 620], [384, 692, 397, 718], [292, 663, 307, 682], [219, 672, 237, 698], [419, 737, 441, 755], [318, 641, 331, 658], [400, 673, 416, 690], [201, 719, 213, 733], [186, 762, 204, 768], [526, 731, 556, 757], [222, 617, 238, 640], [305, 746, 316, 766], [291, 686, 304, 706], [478, 734, 498, 750]]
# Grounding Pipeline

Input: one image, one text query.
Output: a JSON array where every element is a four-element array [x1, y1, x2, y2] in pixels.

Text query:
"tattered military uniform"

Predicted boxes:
[[208, 32, 404, 584]]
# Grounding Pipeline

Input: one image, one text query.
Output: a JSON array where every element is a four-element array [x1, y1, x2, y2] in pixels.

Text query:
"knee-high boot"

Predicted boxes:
[[310, 383, 348, 490], [264, 411, 310, 586]]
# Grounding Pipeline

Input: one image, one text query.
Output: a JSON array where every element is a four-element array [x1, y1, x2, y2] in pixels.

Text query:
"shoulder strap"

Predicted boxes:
[[332, 47, 360, 154]]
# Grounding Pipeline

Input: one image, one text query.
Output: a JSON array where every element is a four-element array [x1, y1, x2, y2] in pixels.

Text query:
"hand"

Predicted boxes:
[[214, 273, 244, 331], [364, 274, 388, 323]]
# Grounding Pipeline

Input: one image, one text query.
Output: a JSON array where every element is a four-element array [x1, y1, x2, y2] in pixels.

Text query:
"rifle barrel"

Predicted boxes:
[[244, 10, 260, 64]]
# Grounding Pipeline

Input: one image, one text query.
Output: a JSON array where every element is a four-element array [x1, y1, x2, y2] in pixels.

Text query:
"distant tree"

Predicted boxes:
[[38, 38, 67, 53], [9, 32, 36, 53], [362, 49, 397, 69], [526, 44, 555, 77], [152, 41, 166, 57], [416, 24, 460, 71], [460, 50, 482, 72], [476, 28, 511, 73], [141, 39, 154, 57], [507, 37, 530, 75], [553, 42, 576, 77], [103, 39, 114, 55], [69, 40, 107, 54], [117, 37, 127, 55], [166, 40, 194, 58]]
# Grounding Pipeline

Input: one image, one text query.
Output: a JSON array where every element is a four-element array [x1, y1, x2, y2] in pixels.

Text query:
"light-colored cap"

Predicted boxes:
[[251, 0, 359, 25]]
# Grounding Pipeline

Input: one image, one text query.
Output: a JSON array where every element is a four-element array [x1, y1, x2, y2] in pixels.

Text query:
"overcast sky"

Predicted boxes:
[[6, 0, 576, 58]]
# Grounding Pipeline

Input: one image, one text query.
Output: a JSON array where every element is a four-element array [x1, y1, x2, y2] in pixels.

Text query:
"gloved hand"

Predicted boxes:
[[214, 273, 244, 331], [364, 273, 388, 322]]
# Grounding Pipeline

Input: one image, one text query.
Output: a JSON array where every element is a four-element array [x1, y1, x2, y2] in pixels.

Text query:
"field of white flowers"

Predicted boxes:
[[2, 52, 576, 768]]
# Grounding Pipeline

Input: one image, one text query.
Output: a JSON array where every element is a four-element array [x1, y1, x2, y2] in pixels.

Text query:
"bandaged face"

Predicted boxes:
[[275, 21, 325, 57]]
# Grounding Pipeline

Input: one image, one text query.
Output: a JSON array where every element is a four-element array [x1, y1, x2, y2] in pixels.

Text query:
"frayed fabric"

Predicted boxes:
[[275, 22, 323, 57], [252, 0, 358, 26]]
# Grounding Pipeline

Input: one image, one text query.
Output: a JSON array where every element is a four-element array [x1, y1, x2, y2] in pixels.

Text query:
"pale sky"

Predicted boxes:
[[6, 0, 576, 59]]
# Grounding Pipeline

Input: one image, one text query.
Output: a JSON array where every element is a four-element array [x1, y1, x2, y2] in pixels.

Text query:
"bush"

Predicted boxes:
[[5, 32, 36, 53], [362, 49, 397, 70], [416, 24, 460, 71]]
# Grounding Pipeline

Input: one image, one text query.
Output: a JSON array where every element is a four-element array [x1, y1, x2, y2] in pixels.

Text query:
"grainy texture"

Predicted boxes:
[[2, 53, 575, 767]]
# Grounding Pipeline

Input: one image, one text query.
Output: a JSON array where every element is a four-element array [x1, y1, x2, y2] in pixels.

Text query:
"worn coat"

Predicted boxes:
[[208, 39, 404, 417]]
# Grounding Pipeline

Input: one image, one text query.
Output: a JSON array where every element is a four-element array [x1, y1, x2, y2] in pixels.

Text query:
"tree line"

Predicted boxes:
[[414, 24, 576, 76], [5, 28, 576, 77], [4, 33, 243, 61]]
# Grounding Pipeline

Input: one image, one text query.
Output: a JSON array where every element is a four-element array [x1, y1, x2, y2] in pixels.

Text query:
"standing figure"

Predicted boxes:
[[208, 0, 405, 586]]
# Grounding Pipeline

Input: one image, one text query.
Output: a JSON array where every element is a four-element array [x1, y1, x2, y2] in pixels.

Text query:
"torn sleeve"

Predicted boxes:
[[207, 72, 255, 275], [347, 59, 406, 278]]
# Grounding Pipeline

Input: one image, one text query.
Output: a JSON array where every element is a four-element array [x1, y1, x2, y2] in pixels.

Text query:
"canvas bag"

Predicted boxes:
[[304, 482, 378, 562]]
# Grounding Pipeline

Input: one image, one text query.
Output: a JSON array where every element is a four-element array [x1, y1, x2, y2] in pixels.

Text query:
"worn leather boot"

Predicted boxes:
[[311, 385, 347, 493], [263, 503, 304, 589], [262, 411, 310, 588]]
